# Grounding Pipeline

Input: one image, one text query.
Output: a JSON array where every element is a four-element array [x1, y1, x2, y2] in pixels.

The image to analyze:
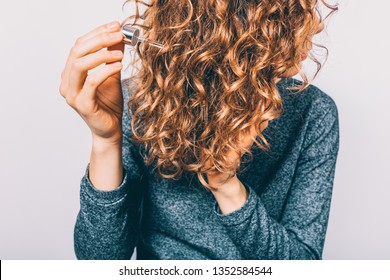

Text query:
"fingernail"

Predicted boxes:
[[108, 21, 119, 30], [112, 50, 123, 57], [110, 32, 123, 40], [113, 62, 122, 68]]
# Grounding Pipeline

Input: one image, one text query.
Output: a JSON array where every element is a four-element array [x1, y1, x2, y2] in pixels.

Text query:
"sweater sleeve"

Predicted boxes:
[[73, 80, 147, 260], [213, 99, 340, 260]]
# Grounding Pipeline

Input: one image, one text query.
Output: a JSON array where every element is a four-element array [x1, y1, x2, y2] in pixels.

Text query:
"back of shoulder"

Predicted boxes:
[[279, 77, 339, 122], [277, 78, 340, 157]]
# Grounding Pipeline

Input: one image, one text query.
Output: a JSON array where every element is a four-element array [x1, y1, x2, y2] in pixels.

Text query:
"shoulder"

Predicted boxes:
[[277, 77, 338, 124], [121, 78, 137, 101], [267, 78, 340, 158]]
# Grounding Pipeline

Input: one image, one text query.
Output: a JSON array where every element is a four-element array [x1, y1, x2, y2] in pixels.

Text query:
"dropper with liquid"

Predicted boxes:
[[121, 24, 164, 49]]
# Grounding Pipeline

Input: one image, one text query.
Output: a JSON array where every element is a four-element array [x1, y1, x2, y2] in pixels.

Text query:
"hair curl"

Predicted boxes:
[[121, 0, 338, 190]]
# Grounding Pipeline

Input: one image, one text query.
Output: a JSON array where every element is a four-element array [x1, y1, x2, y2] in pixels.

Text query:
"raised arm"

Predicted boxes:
[[74, 80, 147, 259]]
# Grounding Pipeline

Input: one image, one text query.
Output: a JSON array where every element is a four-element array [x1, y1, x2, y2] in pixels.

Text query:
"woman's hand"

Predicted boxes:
[[205, 126, 257, 214], [59, 21, 125, 144], [206, 124, 266, 188], [206, 122, 268, 214]]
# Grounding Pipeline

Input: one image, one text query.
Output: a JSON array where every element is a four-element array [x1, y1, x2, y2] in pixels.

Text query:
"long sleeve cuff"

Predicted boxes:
[[82, 163, 130, 205], [74, 163, 139, 260], [213, 181, 257, 226]]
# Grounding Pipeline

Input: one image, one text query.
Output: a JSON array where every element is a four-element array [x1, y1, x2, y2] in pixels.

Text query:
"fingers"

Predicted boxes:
[[67, 31, 124, 94], [60, 21, 125, 100], [75, 21, 121, 45], [70, 31, 124, 60], [82, 61, 123, 102], [68, 49, 124, 95], [61, 21, 120, 84]]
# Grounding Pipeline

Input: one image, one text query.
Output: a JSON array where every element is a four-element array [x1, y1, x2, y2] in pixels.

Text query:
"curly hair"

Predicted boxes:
[[121, 0, 338, 190]]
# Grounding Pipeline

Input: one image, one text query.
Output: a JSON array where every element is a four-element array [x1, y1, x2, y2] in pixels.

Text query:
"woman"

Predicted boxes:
[[60, 0, 339, 259]]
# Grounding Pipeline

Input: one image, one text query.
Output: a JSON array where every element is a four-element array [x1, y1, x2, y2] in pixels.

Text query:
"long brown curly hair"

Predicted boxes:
[[121, 0, 338, 190]]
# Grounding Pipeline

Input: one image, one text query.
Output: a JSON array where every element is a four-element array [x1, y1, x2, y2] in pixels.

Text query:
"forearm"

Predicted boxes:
[[74, 163, 136, 260], [75, 133, 137, 260], [213, 182, 319, 260], [209, 173, 324, 259], [89, 135, 123, 191]]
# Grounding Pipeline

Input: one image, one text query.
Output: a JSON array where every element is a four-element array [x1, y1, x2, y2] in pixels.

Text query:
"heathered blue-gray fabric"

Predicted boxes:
[[73, 77, 340, 260]]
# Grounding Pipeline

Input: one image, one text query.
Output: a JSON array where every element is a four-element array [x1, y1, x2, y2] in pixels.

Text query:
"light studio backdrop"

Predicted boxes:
[[0, 0, 389, 259]]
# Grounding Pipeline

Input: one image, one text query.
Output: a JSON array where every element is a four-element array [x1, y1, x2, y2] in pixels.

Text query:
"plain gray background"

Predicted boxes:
[[0, 0, 389, 259]]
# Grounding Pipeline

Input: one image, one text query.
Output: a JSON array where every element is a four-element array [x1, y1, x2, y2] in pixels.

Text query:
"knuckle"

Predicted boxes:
[[107, 50, 116, 59], [103, 33, 113, 43], [85, 76, 98, 87], [74, 36, 83, 46], [76, 98, 92, 115], [72, 60, 84, 71], [70, 46, 81, 56], [104, 24, 113, 33], [59, 84, 66, 97], [65, 96, 75, 107], [106, 49, 113, 57]]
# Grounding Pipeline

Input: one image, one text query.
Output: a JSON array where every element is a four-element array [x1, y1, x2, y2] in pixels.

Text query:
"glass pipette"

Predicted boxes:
[[121, 24, 164, 49]]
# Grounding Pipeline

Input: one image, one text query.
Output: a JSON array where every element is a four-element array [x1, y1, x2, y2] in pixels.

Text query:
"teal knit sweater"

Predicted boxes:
[[74, 77, 340, 260]]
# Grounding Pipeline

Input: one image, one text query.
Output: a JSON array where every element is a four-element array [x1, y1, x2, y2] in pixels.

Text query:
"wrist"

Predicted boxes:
[[211, 175, 246, 198], [89, 136, 123, 191], [92, 134, 122, 153], [210, 176, 249, 215]]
